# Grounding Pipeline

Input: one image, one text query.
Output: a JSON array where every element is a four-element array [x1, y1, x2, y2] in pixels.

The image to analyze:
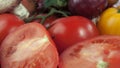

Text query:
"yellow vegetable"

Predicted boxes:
[[97, 7, 120, 35]]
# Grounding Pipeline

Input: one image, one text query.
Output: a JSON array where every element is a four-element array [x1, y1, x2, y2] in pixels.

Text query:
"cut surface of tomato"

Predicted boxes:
[[59, 35, 120, 68], [0, 22, 59, 68]]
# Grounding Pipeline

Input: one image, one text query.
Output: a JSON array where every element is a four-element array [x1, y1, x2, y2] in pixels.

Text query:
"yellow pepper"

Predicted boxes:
[[97, 7, 120, 35]]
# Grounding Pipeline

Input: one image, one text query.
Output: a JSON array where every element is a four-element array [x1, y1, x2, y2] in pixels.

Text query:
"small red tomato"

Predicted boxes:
[[59, 35, 120, 68], [0, 22, 59, 68], [0, 14, 24, 44], [48, 16, 99, 54]]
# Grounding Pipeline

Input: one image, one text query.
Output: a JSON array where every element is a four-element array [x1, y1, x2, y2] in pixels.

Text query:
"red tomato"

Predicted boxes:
[[0, 14, 24, 44], [59, 35, 120, 68], [0, 22, 59, 68], [48, 16, 99, 54]]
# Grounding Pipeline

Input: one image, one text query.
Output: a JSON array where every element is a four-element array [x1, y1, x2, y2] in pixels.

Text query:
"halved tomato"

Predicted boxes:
[[0, 22, 59, 68], [59, 35, 120, 68]]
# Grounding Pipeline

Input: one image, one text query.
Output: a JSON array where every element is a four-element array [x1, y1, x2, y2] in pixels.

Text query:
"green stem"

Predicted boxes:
[[24, 8, 68, 24], [41, 8, 68, 24]]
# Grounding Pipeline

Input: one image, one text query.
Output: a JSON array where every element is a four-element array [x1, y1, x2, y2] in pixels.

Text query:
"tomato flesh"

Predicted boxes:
[[0, 22, 59, 68], [59, 35, 120, 68]]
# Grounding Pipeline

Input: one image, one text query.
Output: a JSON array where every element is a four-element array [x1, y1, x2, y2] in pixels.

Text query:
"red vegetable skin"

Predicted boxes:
[[59, 35, 120, 68], [48, 16, 99, 54], [0, 22, 59, 68], [0, 14, 24, 44]]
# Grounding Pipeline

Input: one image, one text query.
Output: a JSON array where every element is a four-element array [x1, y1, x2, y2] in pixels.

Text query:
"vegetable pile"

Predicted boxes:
[[0, 0, 120, 68]]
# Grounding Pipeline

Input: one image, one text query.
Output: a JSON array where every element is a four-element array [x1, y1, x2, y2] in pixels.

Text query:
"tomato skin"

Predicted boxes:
[[97, 7, 120, 35], [48, 16, 99, 54], [0, 22, 59, 68], [59, 35, 120, 68], [0, 14, 24, 44]]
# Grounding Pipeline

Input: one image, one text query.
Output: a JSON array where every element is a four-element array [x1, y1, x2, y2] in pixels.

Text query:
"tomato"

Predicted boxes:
[[0, 14, 24, 44], [48, 16, 100, 54], [97, 7, 120, 35], [59, 35, 120, 68], [0, 22, 59, 68]]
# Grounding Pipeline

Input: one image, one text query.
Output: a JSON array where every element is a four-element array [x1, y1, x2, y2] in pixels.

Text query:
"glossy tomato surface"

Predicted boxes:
[[0, 14, 24, 44], [0, 22, 59, 68], [59, 35, 120, 68], [48, 16, 99, 54]]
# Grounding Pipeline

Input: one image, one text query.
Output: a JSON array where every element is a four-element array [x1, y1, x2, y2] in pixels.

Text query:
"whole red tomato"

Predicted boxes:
[[0, 14, 24, 44], [48, 16, 99, 54], [59, 35, 120, 68], [0, 22, 59, 68]]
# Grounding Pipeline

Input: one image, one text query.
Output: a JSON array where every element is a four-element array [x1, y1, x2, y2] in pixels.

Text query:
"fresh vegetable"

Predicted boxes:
[[0, 0, 21, 13], [24, 7, 68, 24], [59, 35, 120, 68], [34, 0, 68, 20], [23, 0, 69, 24], [0, 14, 24, 44], [97, 7, 120, 35], [0, 22, 59, 68], [48, 16, 99, 54], [68, 0, 108, 19]]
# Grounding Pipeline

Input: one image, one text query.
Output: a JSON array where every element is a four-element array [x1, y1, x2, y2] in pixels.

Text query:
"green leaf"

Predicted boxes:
[[44, 0, 67, 8]]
